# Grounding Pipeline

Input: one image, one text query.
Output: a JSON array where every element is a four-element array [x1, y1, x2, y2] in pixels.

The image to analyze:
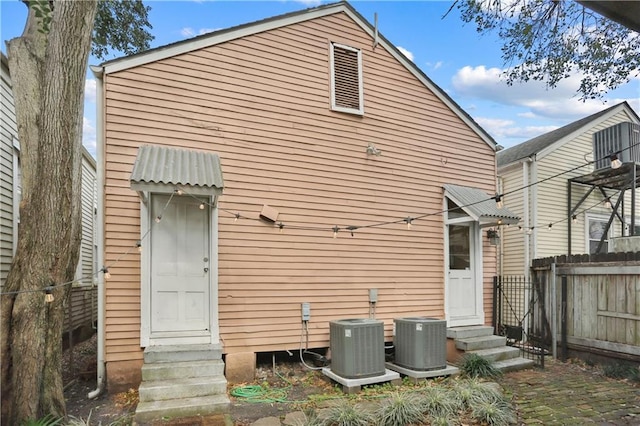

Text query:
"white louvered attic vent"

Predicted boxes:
[[330, 43, 363, 115]]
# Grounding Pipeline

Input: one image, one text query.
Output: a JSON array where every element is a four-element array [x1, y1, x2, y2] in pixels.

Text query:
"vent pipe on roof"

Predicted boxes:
[[373, 13, 378, 49]]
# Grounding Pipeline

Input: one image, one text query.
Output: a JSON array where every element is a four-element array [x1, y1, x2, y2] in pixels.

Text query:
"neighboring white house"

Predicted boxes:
[[1, 52, 97, 295], [497, 102, 640, 276]]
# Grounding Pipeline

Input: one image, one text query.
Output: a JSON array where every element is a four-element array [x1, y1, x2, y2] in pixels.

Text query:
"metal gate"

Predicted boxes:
[[492, 276, 551, 367]]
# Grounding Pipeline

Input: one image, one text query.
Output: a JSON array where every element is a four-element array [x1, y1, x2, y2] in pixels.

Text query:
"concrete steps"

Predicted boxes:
[[135, 345, 229, 424], [448, 326, 535, 373]]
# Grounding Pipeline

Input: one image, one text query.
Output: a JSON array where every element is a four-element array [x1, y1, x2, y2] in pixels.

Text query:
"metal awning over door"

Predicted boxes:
[[444, 184, 520, 227], [130, 145, 224, 196]]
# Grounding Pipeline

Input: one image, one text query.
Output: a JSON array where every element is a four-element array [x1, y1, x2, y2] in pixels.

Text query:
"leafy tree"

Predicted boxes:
[[452, 0, 640, 99], [0, 1, 152, 424]]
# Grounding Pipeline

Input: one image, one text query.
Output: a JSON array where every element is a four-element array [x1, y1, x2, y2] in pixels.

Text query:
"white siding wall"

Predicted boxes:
[[79, 150, 97, 285], [0, 57, 17, 289], [499, 164, 526, 276]]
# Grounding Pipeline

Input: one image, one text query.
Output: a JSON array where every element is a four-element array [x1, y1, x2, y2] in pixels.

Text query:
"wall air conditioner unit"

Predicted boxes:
[[394, 317, 447, 371], [329, 318, 385, 379], [593, 122, 640, 171]]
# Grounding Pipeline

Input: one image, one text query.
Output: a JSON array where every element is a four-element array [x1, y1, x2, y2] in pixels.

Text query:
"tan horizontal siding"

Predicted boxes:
[[103, 11, 497, 361]]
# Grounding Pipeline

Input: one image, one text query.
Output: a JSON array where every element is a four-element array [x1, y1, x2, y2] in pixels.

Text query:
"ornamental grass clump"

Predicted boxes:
[[469, 398, 517, 425], [375, 391, 425, 426], [420, 385, 461, 418], [459, 353, 503, 379], [323, 400, 375, 426]]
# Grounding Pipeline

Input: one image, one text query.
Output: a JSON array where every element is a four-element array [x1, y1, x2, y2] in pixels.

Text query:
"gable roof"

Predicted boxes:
[[497, 102, 639, 167], [94, 1, 496, 151]]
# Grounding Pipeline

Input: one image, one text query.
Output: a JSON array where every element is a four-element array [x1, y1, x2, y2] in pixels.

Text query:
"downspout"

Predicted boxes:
[[522, 158, 531, 278], [531, 157, 538, 264], [88, 65, 105, 399]]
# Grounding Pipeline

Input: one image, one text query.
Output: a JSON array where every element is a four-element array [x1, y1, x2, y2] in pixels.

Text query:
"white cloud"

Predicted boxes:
[[397, 46, 414, 62], [451, 65, 624, 121], [476, 116, 558, 141], [82, 117, 96, 157], [181, 27, 195, 37], [84, 79, 96, 104], [294, 0, 322, 5], [180, 27, 219, 38], [198, 28, 218, 35]]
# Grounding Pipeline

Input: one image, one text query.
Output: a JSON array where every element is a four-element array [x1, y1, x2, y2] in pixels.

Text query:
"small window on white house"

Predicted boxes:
[[586, 215, 612, 254], [330, 42, 363, 115]]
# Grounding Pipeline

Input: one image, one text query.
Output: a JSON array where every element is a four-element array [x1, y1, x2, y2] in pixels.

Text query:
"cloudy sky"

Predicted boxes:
[[2, 0, 638, 156]]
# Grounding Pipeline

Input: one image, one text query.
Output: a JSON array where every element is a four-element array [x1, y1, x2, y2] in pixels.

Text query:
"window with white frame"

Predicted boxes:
[[586, 214, 613, 254], [330, 42, 363, 115]]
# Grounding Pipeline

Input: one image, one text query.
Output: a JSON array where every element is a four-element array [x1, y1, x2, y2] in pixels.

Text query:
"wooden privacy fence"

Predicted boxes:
[[532, 252, 640, 362]]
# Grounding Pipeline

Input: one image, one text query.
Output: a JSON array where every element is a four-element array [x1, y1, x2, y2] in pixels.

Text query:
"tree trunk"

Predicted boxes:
[[1, 1, 97, 423]]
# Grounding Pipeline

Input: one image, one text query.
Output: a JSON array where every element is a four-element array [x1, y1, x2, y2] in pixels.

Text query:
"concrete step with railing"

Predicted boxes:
[[448, 326, 535, 373]]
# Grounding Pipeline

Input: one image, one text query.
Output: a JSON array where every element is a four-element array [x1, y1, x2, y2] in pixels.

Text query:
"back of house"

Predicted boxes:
[[95, 1, 515, 391]]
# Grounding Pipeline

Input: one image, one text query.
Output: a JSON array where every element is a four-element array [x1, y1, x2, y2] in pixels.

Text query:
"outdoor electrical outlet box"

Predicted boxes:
[[369, 288, 378, 303], [301, 302, 311, 321]]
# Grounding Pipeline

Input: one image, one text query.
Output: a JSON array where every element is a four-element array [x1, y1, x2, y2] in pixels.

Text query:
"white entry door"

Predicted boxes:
[[447, 223, 483, 326], [150, 194, 210, 337]]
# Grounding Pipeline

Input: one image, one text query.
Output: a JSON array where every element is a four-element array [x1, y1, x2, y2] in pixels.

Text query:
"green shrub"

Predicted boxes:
[[420, 385, 461, 418], [470, 398, 517, 425], [22, 416, 63, 426], [459, 354, 503, 379], [323, 400, 374, 426], [375, 391, 425, 426]]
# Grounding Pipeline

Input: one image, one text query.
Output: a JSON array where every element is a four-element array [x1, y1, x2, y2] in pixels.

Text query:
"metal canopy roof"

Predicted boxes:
[[569, 162, 640, 190], [130, 145, 224, 196], [443, 184, 520, 226]]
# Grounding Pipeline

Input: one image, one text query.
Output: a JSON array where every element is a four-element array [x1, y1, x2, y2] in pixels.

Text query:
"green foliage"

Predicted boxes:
[[428, 414, 458, 426], [454, 0, 640, 99], [459, 354, 503, 379], [294, 408, 324, 426], [375, 391, 425, 426], [470, 398, 517, 425], [603, 363, 640, 382], [323, 400, 375, 426], [21, 415, 63, 426], [92, 0, 154, 60], [27, 0, 53, 33], [420, 385, 461, 418]]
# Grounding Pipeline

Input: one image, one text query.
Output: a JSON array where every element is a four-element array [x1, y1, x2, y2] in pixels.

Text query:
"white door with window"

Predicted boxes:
[[446, 222, 483, 327], [150, 194, 211, 339]]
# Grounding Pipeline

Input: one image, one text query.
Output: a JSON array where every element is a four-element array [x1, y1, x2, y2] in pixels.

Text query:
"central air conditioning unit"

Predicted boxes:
[[593, 122, 640, 171], [394, 317, 446, 371], [329, 318, 385, 379]]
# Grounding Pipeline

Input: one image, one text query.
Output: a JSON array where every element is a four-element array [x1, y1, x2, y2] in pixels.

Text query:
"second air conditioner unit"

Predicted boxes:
[[330, 318, 385, 379], [394, 317, 447, 371], [593, 122, 640, 171]]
